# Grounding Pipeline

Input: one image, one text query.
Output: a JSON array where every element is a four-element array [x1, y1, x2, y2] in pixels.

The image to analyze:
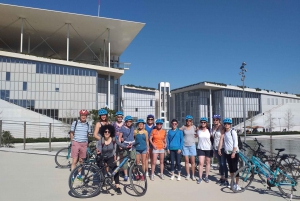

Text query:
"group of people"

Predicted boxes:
[[69, 108, 242, 195]]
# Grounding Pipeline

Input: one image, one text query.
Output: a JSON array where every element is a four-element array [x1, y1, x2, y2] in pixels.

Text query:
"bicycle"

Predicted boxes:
[[68, 145, 147, 198], [54, 138, 97, 168], [232, 143, 299, 199]]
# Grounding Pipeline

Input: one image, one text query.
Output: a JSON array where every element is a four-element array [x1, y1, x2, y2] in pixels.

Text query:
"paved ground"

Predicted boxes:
[[0, 150, 294, 201]]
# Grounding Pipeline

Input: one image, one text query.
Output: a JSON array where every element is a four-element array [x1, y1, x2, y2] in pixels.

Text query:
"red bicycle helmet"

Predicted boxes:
[[79, 109, 89, 116]]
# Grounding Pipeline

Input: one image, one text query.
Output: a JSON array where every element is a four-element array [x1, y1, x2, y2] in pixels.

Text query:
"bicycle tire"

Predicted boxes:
[[55, 147, 71, 168], [129, 164, 147, 196], [232, 165, 254, 193], [277, 169, 300, 199], [69, 163, 103, 198]]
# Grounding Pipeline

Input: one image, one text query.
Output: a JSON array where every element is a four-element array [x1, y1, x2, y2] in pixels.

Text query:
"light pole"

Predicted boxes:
[[239, 62, 247, 142], [278, 118, 281, 132]]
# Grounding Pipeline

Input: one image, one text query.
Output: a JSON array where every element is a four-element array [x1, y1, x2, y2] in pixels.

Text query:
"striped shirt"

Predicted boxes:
[[71, 120, 91, 143]]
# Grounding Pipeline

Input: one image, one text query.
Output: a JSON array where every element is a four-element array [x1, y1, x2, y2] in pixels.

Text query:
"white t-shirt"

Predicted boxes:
[[196, 129, 212, 150], [224, 129, 239, 153]]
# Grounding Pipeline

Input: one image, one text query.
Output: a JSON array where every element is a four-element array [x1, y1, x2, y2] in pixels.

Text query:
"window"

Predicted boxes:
[[135, 108, 138, 112], [23, 82, 27, 91], [6, 72, 10, 81], [55, 88, 59, 92], [150, 100, 153, 107], [267, 98, 270, 105], [161, 112, 164, 117]]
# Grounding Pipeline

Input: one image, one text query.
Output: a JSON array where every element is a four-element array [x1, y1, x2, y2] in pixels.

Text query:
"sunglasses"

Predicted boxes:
[[156, 123, 163, 125], [104, 130, 110, 134], [117, 116, 123, 118], [224, 123, 231, 125], [127, 120, 133, 123], [213, 119, 219, 121], [186, 120, 192, 122], [147, 118, 154, 120], [172, 122, 178, 125], [200, 122, 207, 124]]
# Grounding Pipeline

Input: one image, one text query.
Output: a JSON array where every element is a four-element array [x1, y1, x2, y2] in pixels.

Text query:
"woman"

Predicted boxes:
[[118, 115, 136, 181], [145, 114, 155, 177], [94, 108, 110, 141], [134, 119, 149, 176], [180, 115, 197, 181], [149, 119, 166, 181], [218, 118, 240, 191], [167, 119, 184, 181], [212, 114, 229, 186], [96, 124, 129, 195], [112, 111, 124, 139], [196, 117, 213, 184]]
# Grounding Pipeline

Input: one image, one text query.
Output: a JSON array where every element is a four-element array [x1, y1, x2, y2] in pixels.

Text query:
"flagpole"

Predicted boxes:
[[98, 0, 100, 17]]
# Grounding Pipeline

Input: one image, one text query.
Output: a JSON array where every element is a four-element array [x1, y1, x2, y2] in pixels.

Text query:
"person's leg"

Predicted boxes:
[[233, 154, 240, 184], [215, 150, 224, 180], [205, 155, 211, 178], [175, 150, 182, 177], [159, 151, 165, 175], [198, 155, 205, 179], [190, 156, 195, 178], [184, 156, 190, 178], [122, 151, 129, 180], [71, 141, 79, 171], [145, 151, 149, 175], [170, 150, 176, 177], [136, 152, 141, 166], [221, 149, 229, 181], [151, 152, 158, 176], [141, 152, 147, 173], [190, 145, 196, 178], [225, 153, 234, 187]]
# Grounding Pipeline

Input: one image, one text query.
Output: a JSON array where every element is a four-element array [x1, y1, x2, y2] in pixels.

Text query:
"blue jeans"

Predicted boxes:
[[170, 150, 182, 172], [215, 148, 228, 179]]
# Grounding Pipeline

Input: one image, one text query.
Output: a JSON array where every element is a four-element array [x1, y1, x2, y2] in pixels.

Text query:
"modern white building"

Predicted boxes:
[[158, 82, 171, 127], [0, 3, 145, 137], [120, 85, 158, 121], [170, 81, 300, 131]]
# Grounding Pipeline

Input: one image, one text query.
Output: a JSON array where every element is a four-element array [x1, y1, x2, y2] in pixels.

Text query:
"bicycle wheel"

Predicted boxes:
[[55, 147, 71, 168], [129, 164, 147, 196], [69, 163, 103, 198], [277, 169, 300, 199], [232, 165, 254, 193]]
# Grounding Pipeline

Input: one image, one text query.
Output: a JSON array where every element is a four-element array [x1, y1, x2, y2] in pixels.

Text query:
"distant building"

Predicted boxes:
[[158, 82, 171, 128]]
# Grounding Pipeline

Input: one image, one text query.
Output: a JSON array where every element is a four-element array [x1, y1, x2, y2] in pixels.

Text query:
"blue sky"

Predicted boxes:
[[2, 0, 300, 94]]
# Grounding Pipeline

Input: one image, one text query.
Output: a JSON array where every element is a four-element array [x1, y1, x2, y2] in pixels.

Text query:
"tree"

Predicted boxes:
[[89, 107, 116, 125], [265, 112, 276, 132], [284, 109, 295, 131], [246, 111, 257, 134], [0, 130, 14, 148]]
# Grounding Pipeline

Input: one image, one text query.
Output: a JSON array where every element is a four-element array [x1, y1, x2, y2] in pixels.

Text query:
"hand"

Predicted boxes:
[[126, 144, 133, 149], [153, 146, 157, 150], [194, 134, 198, 138], [218, 150, 222, 156], [96, 149, 101, 154], [167, 150, 170, 154], [177, 150, 181, 154], [231, 153, 235, 159], [147, 149, 149, 154], [163, 144, 166, 149]]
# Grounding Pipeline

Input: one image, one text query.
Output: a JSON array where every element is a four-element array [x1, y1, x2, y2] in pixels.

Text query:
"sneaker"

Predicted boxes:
[[235, 185, 241, 191], [197, 178, 202, 184], [150, 175, 154, 181], [77, 174, 83, 181], [186, 174, 190, 180], [135, 175, 140, 180], [115, 188, 122, 195], [160, 174, 165, 180], [192, 175, 196, 181], [124, 175, 128, 181], [217, 179, 224, 184], [146, 172, 149, 177], [204, 177, 209, 183], [177, 176, 181, 181], [141, 175, 145, 181], [224, 180, 229, 187], [170, 175, 175, 180]]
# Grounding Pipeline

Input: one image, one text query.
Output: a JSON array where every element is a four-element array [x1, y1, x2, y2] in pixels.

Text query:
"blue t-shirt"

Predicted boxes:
[[135, 132, 147, 151], [120, 125, 135, 142], [145, 124, 155, 138], [167, 128, 184, 151]]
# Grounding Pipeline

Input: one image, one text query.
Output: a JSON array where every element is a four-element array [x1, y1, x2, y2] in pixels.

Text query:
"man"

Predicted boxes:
[[70, 109, 91, 171], [145, 114, 156, 177]]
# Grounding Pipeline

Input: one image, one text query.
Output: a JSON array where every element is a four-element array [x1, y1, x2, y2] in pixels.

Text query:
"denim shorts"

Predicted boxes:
[[136, 149, 147, 155], [182, 144, 196, 156], [152, 149, 165, 154], [196, 149, 213, 158]]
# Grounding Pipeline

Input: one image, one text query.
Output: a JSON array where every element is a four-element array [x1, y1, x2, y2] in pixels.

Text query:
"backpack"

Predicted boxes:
[[230, 129, 243, 150], [72, 120, 90, 136]]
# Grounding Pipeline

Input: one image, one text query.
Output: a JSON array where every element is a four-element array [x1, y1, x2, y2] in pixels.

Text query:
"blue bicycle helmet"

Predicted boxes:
[[137, 119, 145, 124], [185, 115, 193, 120], [124, 116, 133, 122], [98, 108, 108, 116], [200, 117, 208, 122], [213, 114, 221, 119], [115, 111, 124, 116], [155, 119, 164, 124], [223, 118, 232, 124], [147, 114, 154, 119]]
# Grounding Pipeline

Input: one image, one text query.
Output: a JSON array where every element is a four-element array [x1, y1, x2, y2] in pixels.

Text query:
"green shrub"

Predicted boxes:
[[1, 130, 15, 148]]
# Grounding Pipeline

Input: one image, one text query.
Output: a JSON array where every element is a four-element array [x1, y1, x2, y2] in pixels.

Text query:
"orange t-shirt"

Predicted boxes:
[[151, 129, 166, 150]]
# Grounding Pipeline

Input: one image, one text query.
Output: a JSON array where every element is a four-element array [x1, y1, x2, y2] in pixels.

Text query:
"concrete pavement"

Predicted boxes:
[[0, 151, 293, 201]]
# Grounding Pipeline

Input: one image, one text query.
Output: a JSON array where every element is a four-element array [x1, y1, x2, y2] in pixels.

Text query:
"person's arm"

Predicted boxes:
[[145, 131, 149, 153], [163, 131, 167, 149], [179, 130, 184, 153], [93, 122, 101, 141], [96, 138, 102, 154], [166, 130, 170, 151], [179, 125, 184, 131], [231, 130, 238, 158], [70, 121, 76, 141], [218, 133, 224, 156], [149, 130, 156, 149]]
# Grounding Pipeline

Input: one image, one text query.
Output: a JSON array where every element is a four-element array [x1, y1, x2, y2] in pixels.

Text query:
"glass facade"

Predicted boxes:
[[0, 56, 114, 122]]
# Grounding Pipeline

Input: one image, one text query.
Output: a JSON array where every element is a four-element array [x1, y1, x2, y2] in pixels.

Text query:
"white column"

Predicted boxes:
[[107, 29, 111, 109], [28, 34, 30, 53], [67, 24, 70, 61], [20, 18, 24, 53], [209, 88, 213, 129]]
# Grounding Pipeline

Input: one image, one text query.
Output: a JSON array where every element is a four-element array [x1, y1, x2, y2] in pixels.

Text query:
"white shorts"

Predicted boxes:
[[152, 149, 165, 154]]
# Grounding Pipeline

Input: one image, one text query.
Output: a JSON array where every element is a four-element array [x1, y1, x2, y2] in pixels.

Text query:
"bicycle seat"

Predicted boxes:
[[275, 148, 285, 152]]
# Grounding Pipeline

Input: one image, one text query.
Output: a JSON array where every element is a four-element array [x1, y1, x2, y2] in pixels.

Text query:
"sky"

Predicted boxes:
[[1, 0, 300, 94]]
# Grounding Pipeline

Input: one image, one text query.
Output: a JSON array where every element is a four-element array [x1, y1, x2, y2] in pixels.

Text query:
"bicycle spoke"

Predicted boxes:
[[129, 164, 147, 196]]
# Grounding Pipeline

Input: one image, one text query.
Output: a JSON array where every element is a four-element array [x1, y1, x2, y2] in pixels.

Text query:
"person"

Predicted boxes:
[[149, 119, 166, 181], [218, 118, 240, 191], [212, 114, 229, 186], [118, 115, 136, 181], [112, 111, 124, 139], [93, 108, 110, 141], [134, 119, 149, 175], [96, 124, 130, 195], [180, 115, 197, 181], [145, 114, 156, 177], [70, 110, 91, 171], [195, 117, 213, 184], [167, 119, 184, 181]]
